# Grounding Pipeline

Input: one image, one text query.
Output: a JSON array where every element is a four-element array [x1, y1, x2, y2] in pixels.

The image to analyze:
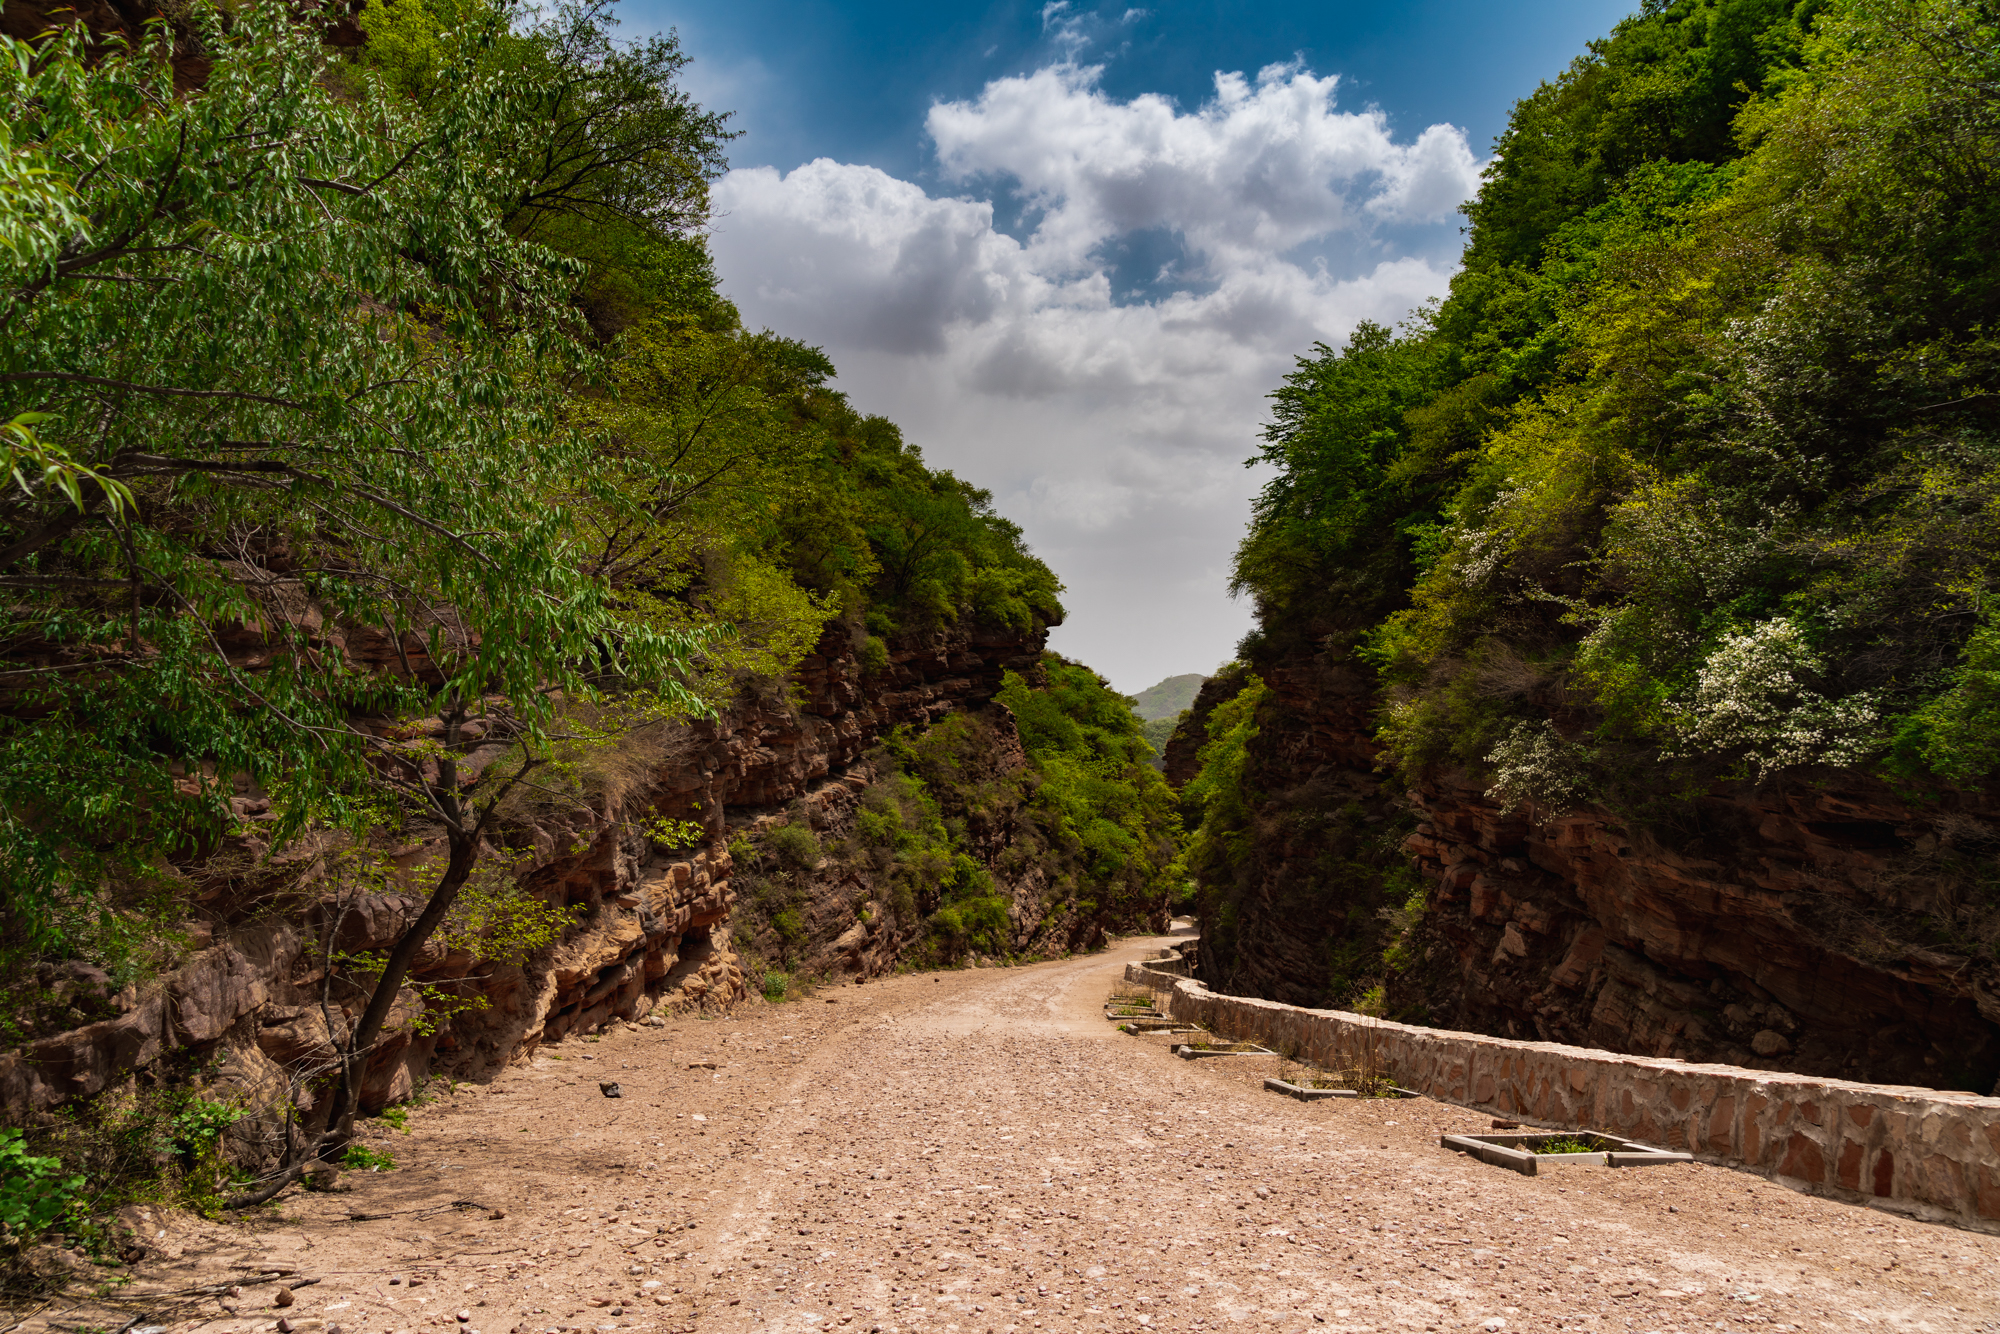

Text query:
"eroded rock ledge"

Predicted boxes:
[[0, 619, 1045, 1125], [1395, 771, 2000, 1095], [1187, 635, 2000, 1098]]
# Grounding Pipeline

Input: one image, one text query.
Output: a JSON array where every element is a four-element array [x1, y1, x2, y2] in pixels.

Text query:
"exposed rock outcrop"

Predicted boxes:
[[1183, 635, 2000, 1096], [725, 699, 1149, 984], [1393, 770, 2000, 1094], [1173, 641, 1405, 1008], [1160, 665, 1249, 791], [0, 619, 1049, 1127]]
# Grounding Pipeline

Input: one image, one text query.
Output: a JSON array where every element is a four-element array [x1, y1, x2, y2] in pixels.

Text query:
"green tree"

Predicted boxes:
[[0, 1, 710, 1198], [1227, 0, 2000, 793]]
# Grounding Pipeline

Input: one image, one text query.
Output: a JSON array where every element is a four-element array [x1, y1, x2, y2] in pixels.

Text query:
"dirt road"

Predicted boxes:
[[78, 935, 2000, 1334]]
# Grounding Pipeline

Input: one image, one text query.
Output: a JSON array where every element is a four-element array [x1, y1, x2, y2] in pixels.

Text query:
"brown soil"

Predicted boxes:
[[23, 935, 2000, 1334]]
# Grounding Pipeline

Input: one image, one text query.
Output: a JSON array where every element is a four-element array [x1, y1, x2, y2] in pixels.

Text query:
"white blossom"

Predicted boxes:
[[1665, 617, 1882, 779], [1453, 489, 1522, 586], [1484, 720, 1593, 816]]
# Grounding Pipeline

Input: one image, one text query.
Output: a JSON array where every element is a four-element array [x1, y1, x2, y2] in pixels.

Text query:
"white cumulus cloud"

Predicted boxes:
[[928, 63, 1478, 272], [706, 61, 1480, 690]]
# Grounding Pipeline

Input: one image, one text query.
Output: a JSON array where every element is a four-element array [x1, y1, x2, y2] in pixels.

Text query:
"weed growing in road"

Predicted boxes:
[[1533, 1135, 1599, 1155], [1275, 1057, 1398, 1096], [342, 1144, 396, 1172]]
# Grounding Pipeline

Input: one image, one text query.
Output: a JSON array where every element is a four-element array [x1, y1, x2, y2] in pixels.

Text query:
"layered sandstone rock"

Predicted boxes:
[[1395, 771, 2000, 1094], [1181, 635, 2000, 1097], [0, 619, 1047, 1128]]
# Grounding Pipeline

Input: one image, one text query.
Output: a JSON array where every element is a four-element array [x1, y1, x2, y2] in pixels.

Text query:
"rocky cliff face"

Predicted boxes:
[[1160, 666, 1247, 791], [725, 695, 1160, 987], [1181, 637, 2000, 1096], [1394, 770, 2000, 1094], [0, 620, 1048, 1130], [1178, 643, 1407, 1008]]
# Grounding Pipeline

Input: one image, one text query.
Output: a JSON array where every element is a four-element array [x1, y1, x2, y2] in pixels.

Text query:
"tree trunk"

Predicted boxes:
[[221, 826, 479, 1209], [224, 710, 546, 1211]]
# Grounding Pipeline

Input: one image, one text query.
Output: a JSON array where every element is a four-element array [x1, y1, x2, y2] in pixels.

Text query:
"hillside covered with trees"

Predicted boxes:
[[1178, 0, 2000, 1089], [0, 0, 1175, 1233]]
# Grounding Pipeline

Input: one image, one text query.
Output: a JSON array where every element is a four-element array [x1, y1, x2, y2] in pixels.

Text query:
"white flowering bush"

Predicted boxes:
[[1484, 721, 1595, 816], [1665, 618, 1882, 779]]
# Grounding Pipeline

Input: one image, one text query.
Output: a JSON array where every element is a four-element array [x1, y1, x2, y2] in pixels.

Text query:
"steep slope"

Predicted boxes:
[[0, 0, 1178, 1246], [1392, 767, 2000, 1091], [726, 655, 1181, 987], [1129, 674, 1205, 770], [1179, 0, 2000, 1093], [1, 617, 1179, 1127]]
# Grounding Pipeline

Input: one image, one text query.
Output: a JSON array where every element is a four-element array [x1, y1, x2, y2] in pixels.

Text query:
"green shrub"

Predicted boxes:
[[0, 1129, 84, 1250], [855, 804, 901, 845], [930, 892, 1010, 955], [764, 823, 821, 876], [861, 635, 891, 675], [1892, 610, 2000, 785], [341, 1143, 396, 1172], [162, 1097, 241, 1173]]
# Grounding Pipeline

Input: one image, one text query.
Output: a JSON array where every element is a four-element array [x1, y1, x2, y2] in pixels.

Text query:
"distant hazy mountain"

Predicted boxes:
[[1130, 673, 1206, 721]]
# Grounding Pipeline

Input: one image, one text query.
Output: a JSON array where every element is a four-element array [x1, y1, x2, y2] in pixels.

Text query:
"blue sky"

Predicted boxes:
[[623, 0, 1636, 691]]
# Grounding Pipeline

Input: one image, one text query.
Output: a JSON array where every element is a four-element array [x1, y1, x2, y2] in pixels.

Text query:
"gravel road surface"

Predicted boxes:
[[66, 934, 2000, 1334]]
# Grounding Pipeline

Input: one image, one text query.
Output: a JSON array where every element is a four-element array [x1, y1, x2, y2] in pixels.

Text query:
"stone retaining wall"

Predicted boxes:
[[1125, 954, 2000, 1233]]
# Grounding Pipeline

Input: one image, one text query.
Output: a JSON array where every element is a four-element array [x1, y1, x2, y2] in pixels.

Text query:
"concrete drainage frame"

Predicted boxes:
[[1263, 1077, 1358, 1102], [1104, 1004, 1169, 1023], [1174, 1042, 1277, 1060], [1125, 944, 2000, 1233], [1441, 1130, 1693, 1176]]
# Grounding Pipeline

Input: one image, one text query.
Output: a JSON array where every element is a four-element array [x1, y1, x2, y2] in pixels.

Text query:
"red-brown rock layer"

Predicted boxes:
[[1396, 770, 2000, 1094], [0, 620, 1048, 1128], [1188, 636, 2000, 1097]]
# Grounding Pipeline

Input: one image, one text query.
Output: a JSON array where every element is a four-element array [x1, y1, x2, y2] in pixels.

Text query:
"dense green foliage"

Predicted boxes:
[[1138, 716, 1177, 770], [1179, 0, 2000, 1008], [0, 0, 1073, 1237], [1180, 670, 1267, 910], [1, 0, 689, 964], [0, 1130, 82, 1250], [0, 0, 1062, 1010], [1230, 0, 2000, 803], [995, 658, 1180, 891]]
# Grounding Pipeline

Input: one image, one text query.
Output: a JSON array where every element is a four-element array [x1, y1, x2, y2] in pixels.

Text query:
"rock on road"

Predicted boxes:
[[103, 935, 2000, 1334]]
